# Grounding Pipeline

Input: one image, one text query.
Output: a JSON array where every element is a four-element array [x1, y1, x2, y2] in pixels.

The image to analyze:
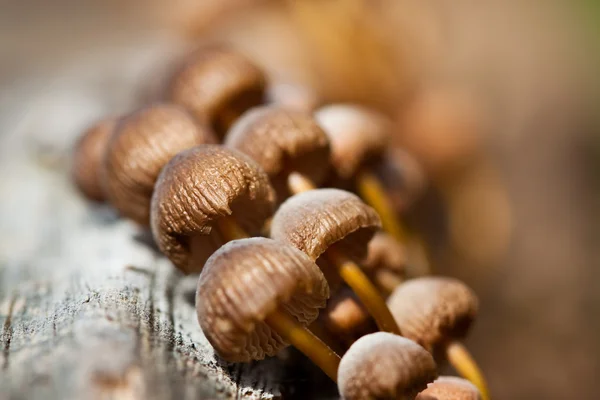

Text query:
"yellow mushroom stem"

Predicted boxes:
[[308, 320, 346, 355], [216, 217, 249, 241], [356, 170, 431, 276], [265, 306, 341, 382], [446, 341, 490, 400], [326, 247, 402, 336], [287, 171, 317, 194]]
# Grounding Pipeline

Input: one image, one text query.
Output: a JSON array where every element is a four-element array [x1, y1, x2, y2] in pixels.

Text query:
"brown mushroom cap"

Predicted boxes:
[[363, 231, 407, 292], [371, 149, 427, 214], [338, 332, 438, 400], [320, 288, 374, 342], [196, 237, 330, 362], [150, 145, 275, 274], [72, 118, 117, 202], [416, 376, 482, 400], [103, 104, 216, 225], [168, 47, 266, 136], [387, 277, 478, 352], [314, 104, 391, 180], [225, 106, 331, 198], [270, 189, 381, 263]]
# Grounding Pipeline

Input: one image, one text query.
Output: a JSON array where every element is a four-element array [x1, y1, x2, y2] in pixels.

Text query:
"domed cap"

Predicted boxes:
[[168, 46, 266, 136], [225, 106, 331, 197], [417, 376, 482, 400], [315, 104, 391, 179], [338, 332, 438, 400], [387, 277, 478, 351], [320, 288, 373, 341], [363, 232, 407, 293], [103, 104, 216, 225], [271, 189, 381, 262], [150, 145, 276, 274], [72, 118, 117, 202], [196, 237, 330, 362]]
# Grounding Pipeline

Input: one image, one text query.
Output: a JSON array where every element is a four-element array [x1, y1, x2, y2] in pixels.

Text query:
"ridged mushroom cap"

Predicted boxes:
[[168, 47, 266, 136], [338, 332, 438, 400], [150, 145, 276, 274], [196, 237, 330, 362], [416, 377, 482, 400], [371, 149, 427, 214], [271, 189, 381, 263], [225, 106, 331, 198], [315, 104, 391, 179], [387, 277, 478, 352], [103, 104, 216, 225], [363, 232, 407, 294], [72, 118, 117, 202], [320, 288, 373, 340]]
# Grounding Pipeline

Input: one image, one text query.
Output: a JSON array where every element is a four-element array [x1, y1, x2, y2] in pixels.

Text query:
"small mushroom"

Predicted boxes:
[[225, 105, 330, 198], [72, 118, 117, 202], [319, 288, 375, 348], [417, 376, 482, 400], [338, 332, 438, 400], [387, 277, 489, 400], [271, 188, 401, 335], [196, 237, 340, 381], [266, 82, 320, 113], [168, 46, 266, 137], [150, 145, 276, 274], [363, 231, 407, 296], [103, 104, 216, 225]]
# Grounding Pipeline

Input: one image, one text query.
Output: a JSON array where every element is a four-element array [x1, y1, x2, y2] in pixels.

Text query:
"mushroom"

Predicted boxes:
[[363, 231, 407, 296], [72, 117, 117, 202], [265, 81, 320, 113], [225, 105, 330, 198], [387, 277, 489, 400], [168, 46, 266, 138], [196, 237, 340, 381], [337, 332, 438, 400], [150, 145, 276, 274], [271, 188, 401, 335], [102, 104, 216, 225], [417, 376, 482, 400]]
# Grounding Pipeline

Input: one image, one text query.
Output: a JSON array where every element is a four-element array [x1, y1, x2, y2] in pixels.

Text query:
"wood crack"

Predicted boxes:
[[2, 293, 17, 370]]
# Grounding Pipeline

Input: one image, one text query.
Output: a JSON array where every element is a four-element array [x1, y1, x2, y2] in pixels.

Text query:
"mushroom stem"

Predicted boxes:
[[326, 247, 402, 335], [356, 170, 431, 275], [265, 306, 341, 382], [216, 217, 249, 241], [308, 320, 346, 355], [287, 171, 317, 194], [446, 341, 490, 400]]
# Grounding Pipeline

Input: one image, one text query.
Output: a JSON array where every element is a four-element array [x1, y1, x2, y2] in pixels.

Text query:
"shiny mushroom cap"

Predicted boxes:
[[387, 277, 478, 352], [72, 117, 117, 202], [168, 46, 266, 137], [416, 376, 482, 400], [150, 145, 276, 274], [103, 104, 216, 225], [315, 104, 391, 180], [320, 288, 374, 342], [271, 188, 381, 262], [225, 105, 331, 198], [196, 237, 330, 362], [338, 332, 438, 400], [363, 231, 407, 294]]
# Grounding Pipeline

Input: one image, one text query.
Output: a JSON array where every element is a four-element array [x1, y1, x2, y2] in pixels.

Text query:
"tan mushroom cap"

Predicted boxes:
[[266, 82, 320, 113], [103, 104, 216, 225], [225, 106, 331, 197], [338, 332, 438, 400], [363, 231, 407, 292], [314, 104, 391, 179], [417, 376, 482, 400], [270, 189, 381, 263], [150, 145, 276, 274], [387, 277, 478, 352], [168, 47, 266, 136], [320, 288, 374, 341], [196, 237, 330, 362], [72, 118, 117, 202]]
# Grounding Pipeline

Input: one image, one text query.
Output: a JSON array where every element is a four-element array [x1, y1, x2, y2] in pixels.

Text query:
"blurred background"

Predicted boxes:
[[0, 0, 598, 398]]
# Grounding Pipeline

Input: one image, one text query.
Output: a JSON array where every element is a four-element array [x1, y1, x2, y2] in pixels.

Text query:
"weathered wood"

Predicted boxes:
[[0, 49, 283, 399]]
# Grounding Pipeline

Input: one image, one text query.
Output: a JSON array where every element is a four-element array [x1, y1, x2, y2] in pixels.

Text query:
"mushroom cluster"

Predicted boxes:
[[72, 46, 490, 399]]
